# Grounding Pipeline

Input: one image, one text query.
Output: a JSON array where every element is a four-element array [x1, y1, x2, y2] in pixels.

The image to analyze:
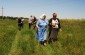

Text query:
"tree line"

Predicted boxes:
[[0, 16, 28, 20]]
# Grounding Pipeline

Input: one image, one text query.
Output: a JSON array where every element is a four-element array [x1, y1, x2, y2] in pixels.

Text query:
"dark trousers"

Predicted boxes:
[[18, 23, 22, 31], [29, 23, 32, 29]]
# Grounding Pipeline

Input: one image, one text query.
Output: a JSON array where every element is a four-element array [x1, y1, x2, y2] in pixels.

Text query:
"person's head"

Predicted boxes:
[[18, 17, 21, 19], [30, 15, 32, 17], [34, 16, 36, 19], [53, 13, 57, 19], [40, 14, 46, 20]]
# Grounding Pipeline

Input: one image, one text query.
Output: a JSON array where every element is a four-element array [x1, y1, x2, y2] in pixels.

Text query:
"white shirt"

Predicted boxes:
[[22, 19, 24, 21], [52, 19, 59, 28], [28, 17, 33, 23]]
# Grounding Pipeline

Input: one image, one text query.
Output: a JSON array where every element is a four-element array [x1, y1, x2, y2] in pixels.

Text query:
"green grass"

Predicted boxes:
[[0, 19, 85, 55]]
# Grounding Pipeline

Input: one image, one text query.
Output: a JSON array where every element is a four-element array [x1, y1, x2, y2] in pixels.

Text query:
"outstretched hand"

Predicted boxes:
[[59, 29, 62, 32]]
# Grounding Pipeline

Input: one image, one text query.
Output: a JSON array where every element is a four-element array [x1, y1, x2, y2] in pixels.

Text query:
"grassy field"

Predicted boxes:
[[0, 19, 85, 55]]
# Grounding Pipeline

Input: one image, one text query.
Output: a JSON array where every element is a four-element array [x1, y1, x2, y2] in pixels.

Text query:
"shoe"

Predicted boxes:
[[44, 43, 46, 46]]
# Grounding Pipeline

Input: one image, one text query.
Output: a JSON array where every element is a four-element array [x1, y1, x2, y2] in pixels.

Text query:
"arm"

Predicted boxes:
[[57, 18, 62, 31], [36, 24, 39, 29], [48, 18, 52, 27]]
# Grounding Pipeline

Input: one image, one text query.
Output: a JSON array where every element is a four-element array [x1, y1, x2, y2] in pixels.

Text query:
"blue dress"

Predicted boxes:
[[36, 19, 48, 41]]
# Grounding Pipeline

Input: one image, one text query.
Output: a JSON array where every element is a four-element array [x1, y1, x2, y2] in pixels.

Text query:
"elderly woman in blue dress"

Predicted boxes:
[[36, 14, 48, 46]]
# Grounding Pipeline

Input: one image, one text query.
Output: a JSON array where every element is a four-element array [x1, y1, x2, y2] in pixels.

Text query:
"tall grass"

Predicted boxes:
[[0, 19, 85, 55]]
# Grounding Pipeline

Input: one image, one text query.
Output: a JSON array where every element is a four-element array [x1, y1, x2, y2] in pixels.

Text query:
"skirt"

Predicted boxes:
[[49, 28, 59, 42]]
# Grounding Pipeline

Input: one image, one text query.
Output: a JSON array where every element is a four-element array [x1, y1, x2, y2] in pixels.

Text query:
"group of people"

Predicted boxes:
[[36, 13, 62, 46], [18, 16, 37, 30], [18, 13, 62, 46]]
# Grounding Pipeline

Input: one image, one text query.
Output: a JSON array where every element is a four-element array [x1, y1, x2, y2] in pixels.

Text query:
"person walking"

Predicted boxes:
[[36, 14, 48, 46], [33, 16, 37, 29], [48, 13, 62, 43], [28, 15, 33, 29], [18, 18, 22, 31]]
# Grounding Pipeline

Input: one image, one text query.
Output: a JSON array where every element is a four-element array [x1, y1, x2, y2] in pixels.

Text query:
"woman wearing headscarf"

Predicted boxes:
[[36, 14, 48, 46], [48, 13, 62, 43]]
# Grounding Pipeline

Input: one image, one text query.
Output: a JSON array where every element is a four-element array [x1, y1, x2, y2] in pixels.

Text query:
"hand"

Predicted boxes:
[[36, 24, 39, 29], [59, 29, 62, 32], [52, 23, 56, 27]]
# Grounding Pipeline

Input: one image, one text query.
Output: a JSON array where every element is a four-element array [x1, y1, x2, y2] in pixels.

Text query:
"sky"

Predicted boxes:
[[0, 0, 85, 19]]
